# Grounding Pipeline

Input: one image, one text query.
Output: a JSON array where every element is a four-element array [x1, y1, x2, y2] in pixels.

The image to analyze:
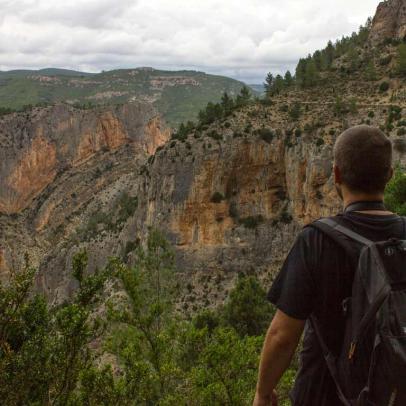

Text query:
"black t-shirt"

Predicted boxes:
[[267, 211, 406, 406]]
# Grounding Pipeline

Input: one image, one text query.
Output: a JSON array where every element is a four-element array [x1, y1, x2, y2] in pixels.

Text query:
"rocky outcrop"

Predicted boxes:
[[369, 0, 406, 45], [0, 103, 169, 214]]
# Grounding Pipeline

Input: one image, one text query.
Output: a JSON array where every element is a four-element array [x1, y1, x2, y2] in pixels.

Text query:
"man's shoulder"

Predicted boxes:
[[299, 215, 342, 238]]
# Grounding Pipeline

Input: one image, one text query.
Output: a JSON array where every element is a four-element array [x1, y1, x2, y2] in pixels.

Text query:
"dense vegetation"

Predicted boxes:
[[172, 86, 253, 141], [385, 166, 406, 215], [0, 69, 247, 127], [0, 229, 298, 406], [263, 19, 406, 95]]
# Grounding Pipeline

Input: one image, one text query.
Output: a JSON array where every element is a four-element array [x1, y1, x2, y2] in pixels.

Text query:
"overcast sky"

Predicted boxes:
[[0, 0, 380, 83]]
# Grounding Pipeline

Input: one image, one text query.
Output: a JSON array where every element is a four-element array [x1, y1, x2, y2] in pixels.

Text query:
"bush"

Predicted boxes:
[[207, 130, 223, 141], [368, 111, 375, 118], [258, 128, 274, 143], [117, 192, 138, 223], [280, 209, 293, 224], [239, 215, 264, 229], [211, 192, 225, 203], [289, 102, 301, 120], [229, 202, 239, 218], [0, 252, 108, 405], [379, 81, 390, 92], [222, 275, 275, 337], [385, 167, 406, 215], [397, 127, 406, 136]]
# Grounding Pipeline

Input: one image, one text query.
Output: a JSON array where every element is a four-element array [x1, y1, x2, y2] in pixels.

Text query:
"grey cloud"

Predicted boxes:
[[0, 0, 380, 83]]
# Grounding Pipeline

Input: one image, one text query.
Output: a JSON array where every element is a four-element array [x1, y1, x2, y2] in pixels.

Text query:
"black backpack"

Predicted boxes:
[[308, 215, 406, 406]]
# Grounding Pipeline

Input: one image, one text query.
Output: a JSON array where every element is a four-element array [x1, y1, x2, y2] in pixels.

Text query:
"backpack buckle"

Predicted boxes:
[[348, 342, 356, 360]]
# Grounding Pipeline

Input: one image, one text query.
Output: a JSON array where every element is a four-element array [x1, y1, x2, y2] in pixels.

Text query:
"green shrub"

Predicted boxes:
[[207, 130, 223, 141], [280, 209, 293, 224], [229, 202, 239, 218], [289, 102, 301, 120], [117, 192, 138, 223], [239, 215, 264, 229], [397, 127, 406, 136], [385, 167, 406, 215], [379, 81, 390, 92], [211, 192, 225, 203], [258, 128, 274, 143], [222, 274, 275, 337]]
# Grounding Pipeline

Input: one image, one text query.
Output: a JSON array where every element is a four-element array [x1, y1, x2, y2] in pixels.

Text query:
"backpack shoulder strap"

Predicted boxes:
[[309, 315, 352, 406], [307, 217, 373, 256]]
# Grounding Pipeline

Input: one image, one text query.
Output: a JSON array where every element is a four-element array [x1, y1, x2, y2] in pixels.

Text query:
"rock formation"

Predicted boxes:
[[369, 0, 406, 45], [0, 103, 169, 214]]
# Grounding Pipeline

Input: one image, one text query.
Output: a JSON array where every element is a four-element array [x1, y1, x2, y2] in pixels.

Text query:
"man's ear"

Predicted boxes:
[[334, 164, 342, 184], [388, 167, 394, 181]]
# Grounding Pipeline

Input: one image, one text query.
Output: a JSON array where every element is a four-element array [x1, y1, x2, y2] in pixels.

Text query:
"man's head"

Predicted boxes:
[[333, 125, 393, 199]]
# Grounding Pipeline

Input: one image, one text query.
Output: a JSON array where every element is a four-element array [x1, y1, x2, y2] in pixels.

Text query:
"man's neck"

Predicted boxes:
[[342, 194, 393, 215]]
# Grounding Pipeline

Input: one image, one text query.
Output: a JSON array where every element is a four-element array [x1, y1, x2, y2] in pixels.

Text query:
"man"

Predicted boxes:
[[253, 125, 405, 406]]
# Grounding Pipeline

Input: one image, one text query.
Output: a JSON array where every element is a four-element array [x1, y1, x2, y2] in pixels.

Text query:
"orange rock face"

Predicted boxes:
[[1, 134, 57, 214], [0, 103, 169, 215], [143, 116, 171, 155], [146, 139, 286, 248], [73, 111, 129, 166]]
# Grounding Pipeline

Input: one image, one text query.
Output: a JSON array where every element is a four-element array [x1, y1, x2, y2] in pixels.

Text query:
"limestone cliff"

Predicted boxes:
[[29, 94, 405, 308], [369, 0, 406, 45], [0, 103, 169, 214], [0, 102, 170, 283]]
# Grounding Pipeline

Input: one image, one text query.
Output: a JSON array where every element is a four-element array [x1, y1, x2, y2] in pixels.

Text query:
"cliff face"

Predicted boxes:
[[0, 103, 168, 214], [2, 91, 404, 306], [0, 102, 170, 284], [369, 0, 406, 45]]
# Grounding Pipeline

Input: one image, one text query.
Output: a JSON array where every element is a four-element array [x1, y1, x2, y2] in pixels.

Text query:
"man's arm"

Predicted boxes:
[[253, 309, 305, 406]]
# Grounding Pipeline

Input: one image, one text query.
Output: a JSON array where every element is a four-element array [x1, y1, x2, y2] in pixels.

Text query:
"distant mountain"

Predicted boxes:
[[0, 67, 249, 127], [248, 84, 265, 95]]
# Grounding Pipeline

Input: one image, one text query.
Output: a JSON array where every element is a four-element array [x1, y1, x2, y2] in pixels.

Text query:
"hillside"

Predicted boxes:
[[0, 67, 248, 127]]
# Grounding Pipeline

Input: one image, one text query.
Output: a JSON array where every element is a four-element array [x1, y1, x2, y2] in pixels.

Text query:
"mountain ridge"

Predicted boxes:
[[0, 67, 249, 127]]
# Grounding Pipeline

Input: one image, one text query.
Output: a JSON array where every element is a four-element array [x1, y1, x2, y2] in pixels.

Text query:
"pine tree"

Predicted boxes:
[[313, 50, 323, 71], [325, 40, 335, 68], [221, 92, 234, 116], [264, 72, 274, 97], [365, 60, 377, 81], [396, 43, 406, 76], [304, 58, 319, 87], [295, 58, 307, 88], [236, 86, 252, 107], [284, 70, 293, 87], [273, 74, 285, 94], [347, 46, 360, 72]]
